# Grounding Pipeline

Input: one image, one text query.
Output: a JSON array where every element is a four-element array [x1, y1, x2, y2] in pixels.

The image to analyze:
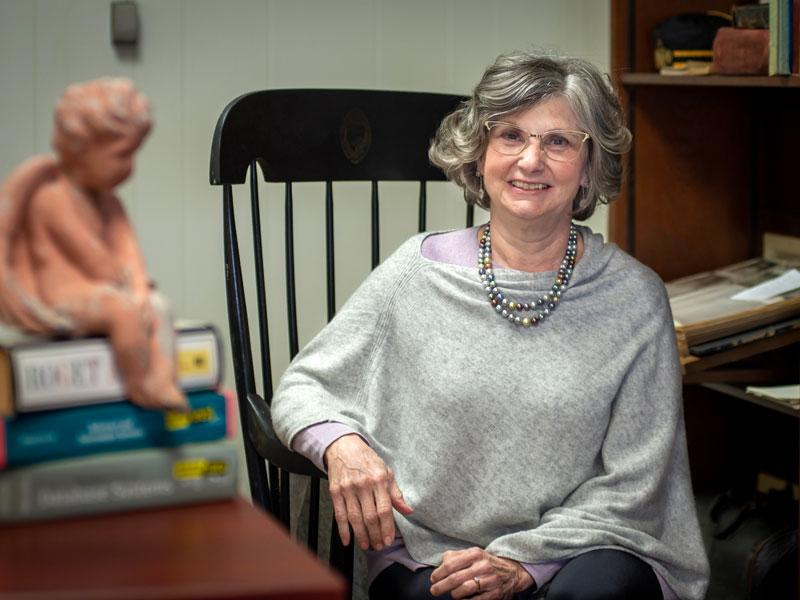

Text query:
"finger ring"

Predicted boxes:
[[473, 575, 481, 592]]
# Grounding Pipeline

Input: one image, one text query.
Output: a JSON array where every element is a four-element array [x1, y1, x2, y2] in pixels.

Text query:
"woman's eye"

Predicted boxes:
[[500, 127, 525, 142], [545, 134, 570, 147]]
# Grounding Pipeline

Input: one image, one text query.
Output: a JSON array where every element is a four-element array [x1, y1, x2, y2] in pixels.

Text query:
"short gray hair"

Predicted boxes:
[[428, 52, 631, 220]]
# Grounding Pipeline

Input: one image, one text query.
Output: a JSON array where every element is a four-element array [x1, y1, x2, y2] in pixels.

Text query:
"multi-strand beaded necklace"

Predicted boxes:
[[478, 222, 577, 328]]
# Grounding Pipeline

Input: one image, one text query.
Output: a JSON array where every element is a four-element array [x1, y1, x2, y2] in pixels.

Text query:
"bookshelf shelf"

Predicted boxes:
[[681, 328, 800, 381], [621, 73, 800, 89]]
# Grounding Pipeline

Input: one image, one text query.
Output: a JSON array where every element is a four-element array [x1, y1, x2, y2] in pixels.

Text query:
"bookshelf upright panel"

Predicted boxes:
[[609, 0, 799, 498]]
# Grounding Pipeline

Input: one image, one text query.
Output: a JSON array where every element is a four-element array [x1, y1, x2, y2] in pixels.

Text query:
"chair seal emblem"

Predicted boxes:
[[340, 108, 371, 165]]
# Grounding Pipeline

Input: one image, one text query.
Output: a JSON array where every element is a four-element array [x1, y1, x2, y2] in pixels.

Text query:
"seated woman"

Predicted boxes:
[[0, 78, 186, 411], [272, 52, 709, 600]]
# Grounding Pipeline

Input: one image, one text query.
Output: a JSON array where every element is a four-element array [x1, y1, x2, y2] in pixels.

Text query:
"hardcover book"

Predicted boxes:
[[0, 320, 222, 415], [0, 440, 239, 522], [769, 0, 792, 75], [793, 0, 799, 73], [0, 389, 234, 470]]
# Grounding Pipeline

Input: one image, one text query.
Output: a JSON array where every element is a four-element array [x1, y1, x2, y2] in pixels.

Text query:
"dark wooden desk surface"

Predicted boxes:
[[0, 496, 346, 600]]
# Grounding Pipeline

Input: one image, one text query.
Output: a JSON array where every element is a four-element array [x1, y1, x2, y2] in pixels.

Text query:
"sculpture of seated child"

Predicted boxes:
[[0, 78, 187, 411]]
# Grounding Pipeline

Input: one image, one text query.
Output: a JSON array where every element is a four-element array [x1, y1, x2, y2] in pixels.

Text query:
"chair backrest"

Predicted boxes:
[[209, 89, 467, 593]]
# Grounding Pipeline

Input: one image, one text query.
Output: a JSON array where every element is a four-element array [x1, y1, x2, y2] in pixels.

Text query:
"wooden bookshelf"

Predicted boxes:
[[612, 9, 799, 595], [610, 0, 799, 520], [610, 0, 800, 342]]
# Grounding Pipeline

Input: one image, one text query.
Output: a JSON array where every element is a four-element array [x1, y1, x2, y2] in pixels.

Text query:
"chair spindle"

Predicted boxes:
[[371, 181, 379, 269], [281, 182, 302, 528], [249, 163, 274, 399], [326, 181, 336, 321], [418, 181, 427, 233], [223, 183, 271, 513], [248, 163, 282, 518]]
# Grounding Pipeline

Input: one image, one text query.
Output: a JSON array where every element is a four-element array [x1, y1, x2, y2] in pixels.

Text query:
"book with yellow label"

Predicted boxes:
[[0, 321, 222, 416], [0, 440, 238, 522], [0, 389, 233, 470]]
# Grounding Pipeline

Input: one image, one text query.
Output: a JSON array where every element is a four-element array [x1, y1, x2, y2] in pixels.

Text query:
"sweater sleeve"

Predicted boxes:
[[291, 422, 368, 473], [485, 284, 709, 600], [271, 237, 422, 449]]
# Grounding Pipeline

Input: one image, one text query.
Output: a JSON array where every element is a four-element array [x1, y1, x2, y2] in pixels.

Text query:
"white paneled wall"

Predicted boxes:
[[0, 0, 611, 496]]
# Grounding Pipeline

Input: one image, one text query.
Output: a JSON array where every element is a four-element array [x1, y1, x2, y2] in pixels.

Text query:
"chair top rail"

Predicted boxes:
[[210, 89, 464, 186]]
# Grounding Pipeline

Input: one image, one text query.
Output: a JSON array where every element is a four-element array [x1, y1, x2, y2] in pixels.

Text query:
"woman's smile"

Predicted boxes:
[[509, 180, 550, 191]]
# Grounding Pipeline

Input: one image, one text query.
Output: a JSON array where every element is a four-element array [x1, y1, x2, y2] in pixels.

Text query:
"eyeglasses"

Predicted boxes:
[[484, 121, 590, 162]]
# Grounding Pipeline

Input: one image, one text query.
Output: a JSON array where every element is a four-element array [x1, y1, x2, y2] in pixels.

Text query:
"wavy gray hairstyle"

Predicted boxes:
[[429, 52, 631, 220]]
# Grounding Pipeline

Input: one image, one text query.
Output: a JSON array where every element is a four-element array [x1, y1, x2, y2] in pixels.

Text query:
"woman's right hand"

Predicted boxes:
[[324, 433, 413, 551]]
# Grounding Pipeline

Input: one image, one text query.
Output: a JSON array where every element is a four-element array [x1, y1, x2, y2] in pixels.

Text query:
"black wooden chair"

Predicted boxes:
[[209, 89, 468, 596]]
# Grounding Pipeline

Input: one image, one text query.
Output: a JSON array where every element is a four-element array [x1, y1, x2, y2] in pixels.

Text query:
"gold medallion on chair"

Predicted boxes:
[[340, 108, 371, 165]]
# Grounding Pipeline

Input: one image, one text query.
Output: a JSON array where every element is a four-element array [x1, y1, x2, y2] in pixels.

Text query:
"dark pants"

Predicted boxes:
[[368, 549, 664, 600]]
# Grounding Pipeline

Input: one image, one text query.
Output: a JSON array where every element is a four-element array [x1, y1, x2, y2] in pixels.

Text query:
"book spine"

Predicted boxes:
[[793, 0, 799, 73], [9, 325, 222, 413], [0, 390, 229, 470], [770, 0, 792, 74], [0, 440, 239, 522], [782, 0, 793, 72]]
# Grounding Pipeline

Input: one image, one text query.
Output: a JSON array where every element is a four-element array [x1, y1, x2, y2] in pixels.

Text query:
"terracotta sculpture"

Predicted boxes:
[[0, 78, 187, 411]]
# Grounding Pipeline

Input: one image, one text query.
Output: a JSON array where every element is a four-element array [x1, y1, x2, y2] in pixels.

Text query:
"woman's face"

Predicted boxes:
[[478, 96, 588, 230]]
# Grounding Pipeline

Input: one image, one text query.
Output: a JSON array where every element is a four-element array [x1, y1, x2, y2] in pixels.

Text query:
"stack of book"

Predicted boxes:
[[0, 320, 238, 522], [666, 233, 800, 360]]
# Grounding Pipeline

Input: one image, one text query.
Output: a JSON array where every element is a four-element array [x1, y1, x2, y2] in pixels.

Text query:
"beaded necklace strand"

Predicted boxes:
[[478, 222, 577, 328]]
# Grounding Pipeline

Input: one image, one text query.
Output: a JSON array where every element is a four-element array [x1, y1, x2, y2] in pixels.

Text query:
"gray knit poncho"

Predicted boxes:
[[272, 227, 710, 600]]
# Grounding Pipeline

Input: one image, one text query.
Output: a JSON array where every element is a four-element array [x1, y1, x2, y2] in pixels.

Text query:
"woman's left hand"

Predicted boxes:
[[429, 547, 534, 599]]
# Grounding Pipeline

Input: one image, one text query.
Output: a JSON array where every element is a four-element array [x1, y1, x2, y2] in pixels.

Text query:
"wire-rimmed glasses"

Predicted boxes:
[[485, 121, 590, 162]]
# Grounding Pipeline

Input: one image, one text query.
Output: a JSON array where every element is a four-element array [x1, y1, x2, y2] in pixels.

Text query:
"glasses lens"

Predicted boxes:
[[487, 123, 528, 155], [541, 131, 585, 162]]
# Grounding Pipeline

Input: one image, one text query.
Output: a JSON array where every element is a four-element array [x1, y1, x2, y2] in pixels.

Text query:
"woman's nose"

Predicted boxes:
[[516, 138, 546, 169]]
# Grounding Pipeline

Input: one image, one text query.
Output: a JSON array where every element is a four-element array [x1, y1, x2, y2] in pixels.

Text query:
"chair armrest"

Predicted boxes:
[[245, 392, 327, 478]]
